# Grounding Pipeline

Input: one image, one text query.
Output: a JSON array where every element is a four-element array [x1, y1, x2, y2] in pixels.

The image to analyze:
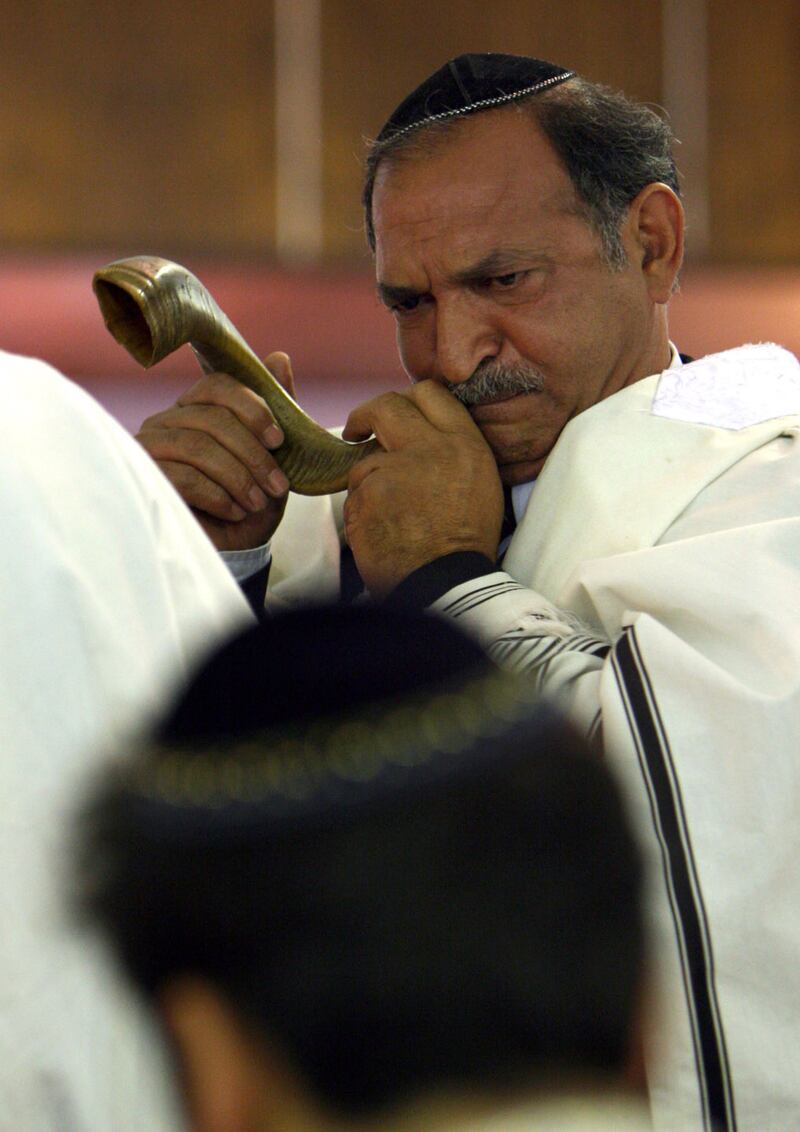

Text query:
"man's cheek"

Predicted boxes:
[[397, 336, 433, 384]]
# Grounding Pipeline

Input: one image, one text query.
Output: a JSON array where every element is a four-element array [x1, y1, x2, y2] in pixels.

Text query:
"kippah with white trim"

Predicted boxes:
[[376, 53, 574, 144]]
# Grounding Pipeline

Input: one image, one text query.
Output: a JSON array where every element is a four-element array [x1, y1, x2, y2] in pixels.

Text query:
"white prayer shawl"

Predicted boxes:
[[430, 343, 800, 1132], [267, 342, 800, 1131], [0, 352, 252, 1132]]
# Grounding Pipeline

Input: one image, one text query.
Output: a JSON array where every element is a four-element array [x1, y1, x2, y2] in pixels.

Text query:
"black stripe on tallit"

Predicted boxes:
[[442, 579, 523, 618], [614, 627, 737, 1132], [612, 640, 708, 1121]]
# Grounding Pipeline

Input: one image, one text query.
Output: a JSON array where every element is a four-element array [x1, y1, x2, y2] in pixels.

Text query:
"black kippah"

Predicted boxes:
[[376, 53, 574, 144], [101, 605, 575, 837]]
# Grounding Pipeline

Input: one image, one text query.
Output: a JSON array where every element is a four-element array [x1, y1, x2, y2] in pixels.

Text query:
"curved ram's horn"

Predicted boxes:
[[92, 256, 379, 495]]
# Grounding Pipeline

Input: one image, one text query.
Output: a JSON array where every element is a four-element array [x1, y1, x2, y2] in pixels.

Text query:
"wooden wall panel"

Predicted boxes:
[[708, 0, 800, 263], [321, 0, 664, 258], [0, 2, 797, 265], [0, 1, 276, 255]]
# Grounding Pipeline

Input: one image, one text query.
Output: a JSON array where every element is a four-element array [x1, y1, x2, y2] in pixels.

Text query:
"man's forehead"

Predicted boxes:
[[371, 115, 579, 274], [375, 111, 568, 206]]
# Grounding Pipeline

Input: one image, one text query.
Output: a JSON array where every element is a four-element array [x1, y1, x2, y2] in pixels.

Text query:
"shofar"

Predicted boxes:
[[92, 256, 379, 495]]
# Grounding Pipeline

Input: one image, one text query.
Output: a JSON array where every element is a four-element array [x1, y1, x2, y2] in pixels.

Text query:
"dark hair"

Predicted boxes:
[[363, 75, 680, 268], [76, 606, 644, 1117]]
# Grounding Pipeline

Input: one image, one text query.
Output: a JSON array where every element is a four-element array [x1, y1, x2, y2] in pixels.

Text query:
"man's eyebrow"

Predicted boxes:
[[376, 249, 553, 305], [376, 281, 427, 307], [453, 249, 552, 283]]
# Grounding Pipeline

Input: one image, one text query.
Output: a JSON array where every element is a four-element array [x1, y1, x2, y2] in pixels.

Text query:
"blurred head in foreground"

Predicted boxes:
[[76, 605, 646, 1132]]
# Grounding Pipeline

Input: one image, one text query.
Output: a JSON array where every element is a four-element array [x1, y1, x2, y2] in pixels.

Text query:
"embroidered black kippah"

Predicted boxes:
[[98, 605, 570, 837], [376, 53, 574, 144]]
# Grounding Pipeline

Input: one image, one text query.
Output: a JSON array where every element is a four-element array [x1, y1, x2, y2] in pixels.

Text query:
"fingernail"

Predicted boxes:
[[263, 424, 284, 448], [248, 485, 268, 510], [268, 468, 290, 495]]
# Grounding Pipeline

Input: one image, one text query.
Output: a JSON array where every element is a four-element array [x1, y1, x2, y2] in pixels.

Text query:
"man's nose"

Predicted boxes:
[[434, 294, 500, 385]]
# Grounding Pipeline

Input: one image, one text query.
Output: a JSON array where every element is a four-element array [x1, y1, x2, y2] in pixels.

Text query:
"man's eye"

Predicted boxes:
[[389, 295, 425, 315], [492, 271, 526, 288]]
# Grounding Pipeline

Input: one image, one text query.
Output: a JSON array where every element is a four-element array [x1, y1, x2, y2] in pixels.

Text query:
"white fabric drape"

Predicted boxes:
[[0, 352, 252, 1132]]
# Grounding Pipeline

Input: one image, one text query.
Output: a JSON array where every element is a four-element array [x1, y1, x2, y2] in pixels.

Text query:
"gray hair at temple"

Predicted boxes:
[[363, 58, 681, 271]]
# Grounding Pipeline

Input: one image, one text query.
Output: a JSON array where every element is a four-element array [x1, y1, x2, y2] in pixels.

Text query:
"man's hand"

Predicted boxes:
[[136, 352, 295, 550], [342, 381, 503, 597]]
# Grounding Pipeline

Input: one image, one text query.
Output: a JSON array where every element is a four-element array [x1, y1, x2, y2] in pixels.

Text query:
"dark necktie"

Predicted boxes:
[[497, 485, 517, 564]]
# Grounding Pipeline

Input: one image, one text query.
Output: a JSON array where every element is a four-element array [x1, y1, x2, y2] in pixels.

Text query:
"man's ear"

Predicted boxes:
[[625, 183, 685, 304], [159, 978, 268, 1132]]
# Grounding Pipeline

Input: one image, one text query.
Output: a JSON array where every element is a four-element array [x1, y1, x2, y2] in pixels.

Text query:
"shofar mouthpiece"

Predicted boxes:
[[92, 255, 379, 496]]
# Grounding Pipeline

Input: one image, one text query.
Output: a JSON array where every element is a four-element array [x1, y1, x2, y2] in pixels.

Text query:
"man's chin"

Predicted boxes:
[[498, 457, 548, 486]]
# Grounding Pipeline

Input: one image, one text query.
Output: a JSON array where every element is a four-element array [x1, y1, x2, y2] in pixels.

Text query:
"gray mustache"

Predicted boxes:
[[446, 363, 545, 407]]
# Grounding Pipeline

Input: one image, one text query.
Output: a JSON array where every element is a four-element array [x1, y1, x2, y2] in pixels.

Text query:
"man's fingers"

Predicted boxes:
[[138, 423, 287, 513], [135, 366, 296, 550], [343, 382, 483, 449], [264, 351, 297, 400], [402, 379, 486, 437], [158, 460, 249, 522], [346, 451, 386, 493], [343, 391, 430, 448], [176, 371, 284, 450], [139, 402, 288, 499]]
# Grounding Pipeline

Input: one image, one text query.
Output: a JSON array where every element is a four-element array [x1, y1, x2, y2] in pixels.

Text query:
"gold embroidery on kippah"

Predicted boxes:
[[133, 667, 538, 809]]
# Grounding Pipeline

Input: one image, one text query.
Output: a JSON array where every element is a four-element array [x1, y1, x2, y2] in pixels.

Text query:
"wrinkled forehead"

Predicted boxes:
[[371, 109, 580, 251]]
